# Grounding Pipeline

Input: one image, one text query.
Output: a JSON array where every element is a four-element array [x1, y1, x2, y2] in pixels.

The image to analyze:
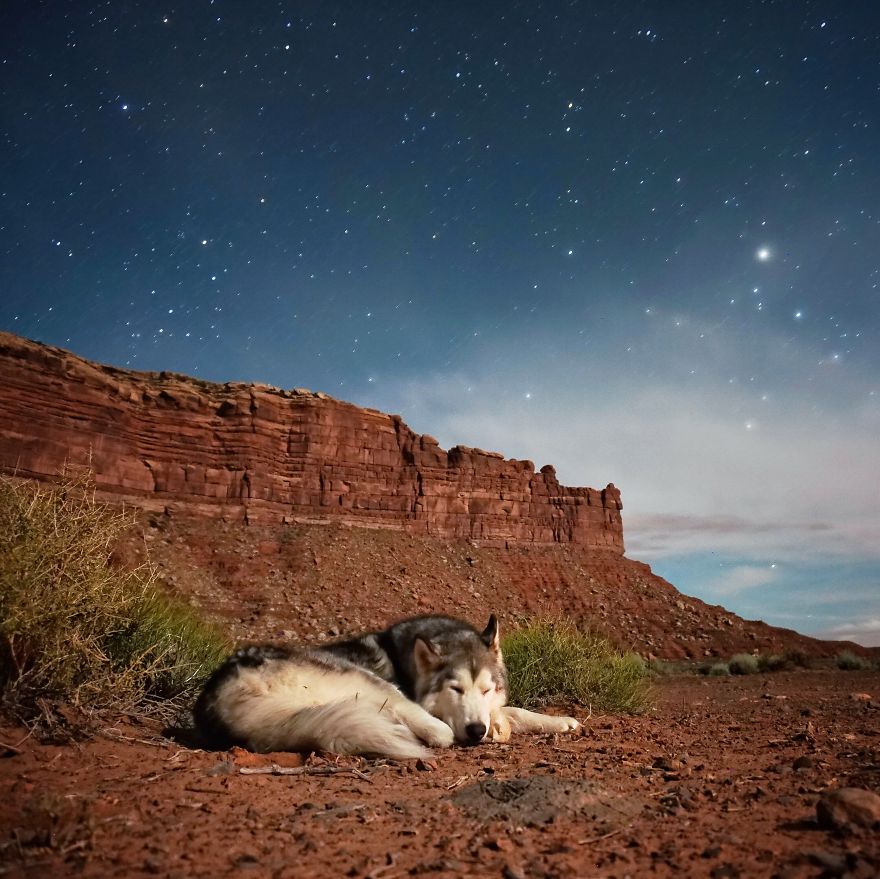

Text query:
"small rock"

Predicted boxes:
[[653, 756, 683, 772], [850, 692, 872, 703], [710, 864, 740, 879], [793, 755, 814, 771], [816, 787, 880, 833]]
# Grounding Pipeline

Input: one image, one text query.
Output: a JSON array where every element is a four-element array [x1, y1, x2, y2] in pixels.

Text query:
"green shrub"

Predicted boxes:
[[728, 653, 760, 675], [782, 648, 811, 669], [106, 587, 231, 703], [708, 662, 730, 676], [836, 650, 868, 671], [0, 475, 230, 722], [757, 654, 789, 673], [501, 620, 650, 714], [646, 658, 678, 677]]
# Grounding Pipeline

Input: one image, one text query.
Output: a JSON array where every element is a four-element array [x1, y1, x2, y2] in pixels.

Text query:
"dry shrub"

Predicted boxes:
[[757, 654, 789, 672], [783, 648, 811, 668], [836, 650, 869, 671], [728, 653, 760, 675], [501, 619, 650, 714], [0, 474, 230, 723]]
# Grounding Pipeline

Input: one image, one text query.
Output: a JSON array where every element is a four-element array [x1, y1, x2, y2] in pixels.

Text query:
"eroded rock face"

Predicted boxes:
[[0, 332, 623, 549]]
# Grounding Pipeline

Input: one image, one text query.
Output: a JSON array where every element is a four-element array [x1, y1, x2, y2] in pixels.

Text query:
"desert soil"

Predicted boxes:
[[1, 669, 878, 879]]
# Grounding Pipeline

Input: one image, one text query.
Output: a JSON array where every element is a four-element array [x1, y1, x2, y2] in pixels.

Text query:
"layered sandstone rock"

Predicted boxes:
[[0, 332, 623, 550]]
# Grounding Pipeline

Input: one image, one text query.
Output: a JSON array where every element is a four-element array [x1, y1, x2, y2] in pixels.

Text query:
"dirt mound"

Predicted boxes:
[[452, 776, 645, 828]]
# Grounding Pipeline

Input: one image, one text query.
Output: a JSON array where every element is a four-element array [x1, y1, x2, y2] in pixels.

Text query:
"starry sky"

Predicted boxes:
[[2, 2, 878, 644]]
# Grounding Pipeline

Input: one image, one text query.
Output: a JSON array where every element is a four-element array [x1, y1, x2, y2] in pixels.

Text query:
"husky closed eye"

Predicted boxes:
[[449, 684, 464, 694]]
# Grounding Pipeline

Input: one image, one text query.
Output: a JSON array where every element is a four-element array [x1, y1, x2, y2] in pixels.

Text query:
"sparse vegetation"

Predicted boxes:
[[646, 658, 678, 677], [782, 648, 811, 669], [835, 650, 869, 671], [757, 654, 789, 673], [708, 662, 730, 676], [0, 475, 230, 725], [502, 620, 651, 714], [728, 653, 760, 675]]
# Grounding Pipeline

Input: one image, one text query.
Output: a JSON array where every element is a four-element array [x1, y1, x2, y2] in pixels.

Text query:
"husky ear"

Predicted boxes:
[[480, 614, 500, 652], [413, 637, 443, 674]]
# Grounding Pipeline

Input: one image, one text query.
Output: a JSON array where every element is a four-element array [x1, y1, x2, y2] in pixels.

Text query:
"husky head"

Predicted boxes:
[[412, 615, 508, 746]]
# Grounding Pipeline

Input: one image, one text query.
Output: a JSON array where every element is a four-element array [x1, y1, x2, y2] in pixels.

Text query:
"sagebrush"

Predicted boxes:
[[0, 475, 230, 721], [502, 620, 650, 714], [728, 653, 760, 675], [836, 650, 869, 671]]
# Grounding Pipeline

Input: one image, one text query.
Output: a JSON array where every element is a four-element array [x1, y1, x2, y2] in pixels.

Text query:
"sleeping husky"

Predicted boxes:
[[194, 615, 579, 760]]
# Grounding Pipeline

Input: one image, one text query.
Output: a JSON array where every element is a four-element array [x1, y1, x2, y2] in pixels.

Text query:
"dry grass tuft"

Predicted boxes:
[[502, 619, 650, 714], [728, 653, 760, 675], [0, 474, 230, 726], [835, 650, 869, 671]]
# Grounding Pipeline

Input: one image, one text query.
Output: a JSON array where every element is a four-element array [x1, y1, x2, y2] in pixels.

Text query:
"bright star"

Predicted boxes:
[[756, 246, 772, 261]]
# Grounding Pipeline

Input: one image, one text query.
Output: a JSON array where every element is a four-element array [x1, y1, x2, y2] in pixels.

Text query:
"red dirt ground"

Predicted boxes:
[[2, 669, 878, 879]]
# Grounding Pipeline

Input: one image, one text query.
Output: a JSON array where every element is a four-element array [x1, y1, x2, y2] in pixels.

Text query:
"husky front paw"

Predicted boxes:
[[418, 716, 455, 749], [489, 709, 511, 743], [550, 715, 580, 733]]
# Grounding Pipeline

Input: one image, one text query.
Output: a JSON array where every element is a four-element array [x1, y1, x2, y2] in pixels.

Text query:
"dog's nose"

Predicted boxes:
[[464, 722, 487, 744]]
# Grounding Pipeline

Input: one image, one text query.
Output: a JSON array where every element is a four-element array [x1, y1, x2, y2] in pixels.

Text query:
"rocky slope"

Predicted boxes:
[[129, 516, 863, 660]]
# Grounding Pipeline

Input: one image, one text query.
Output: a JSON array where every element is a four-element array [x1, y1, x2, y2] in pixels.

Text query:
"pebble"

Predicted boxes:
[[205, 760, 235, 776], [792, 755, 814, 771]]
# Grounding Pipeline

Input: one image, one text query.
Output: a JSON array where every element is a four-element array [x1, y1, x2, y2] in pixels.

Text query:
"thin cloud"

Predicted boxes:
[[699, 564, 782, 599], [813, 619, 880, 648]]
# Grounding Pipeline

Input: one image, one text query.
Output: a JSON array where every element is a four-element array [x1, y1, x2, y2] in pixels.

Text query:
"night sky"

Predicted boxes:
[[2, 2, 878, 643]]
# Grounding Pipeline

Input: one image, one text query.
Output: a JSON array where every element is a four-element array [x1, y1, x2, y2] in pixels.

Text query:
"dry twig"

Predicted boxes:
[[579, 827, 625, 845], [239, 763, 372, 781]]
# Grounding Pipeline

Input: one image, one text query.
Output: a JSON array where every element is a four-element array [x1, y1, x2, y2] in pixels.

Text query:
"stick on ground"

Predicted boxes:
[[239, 763, 372, 781]]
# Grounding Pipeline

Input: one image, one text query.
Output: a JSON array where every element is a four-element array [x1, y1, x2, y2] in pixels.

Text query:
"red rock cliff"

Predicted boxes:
[[0, 332, 623, 550]]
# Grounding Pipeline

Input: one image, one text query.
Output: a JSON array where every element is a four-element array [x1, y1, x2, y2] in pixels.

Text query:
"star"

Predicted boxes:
[[755, 247, 772, 262]]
